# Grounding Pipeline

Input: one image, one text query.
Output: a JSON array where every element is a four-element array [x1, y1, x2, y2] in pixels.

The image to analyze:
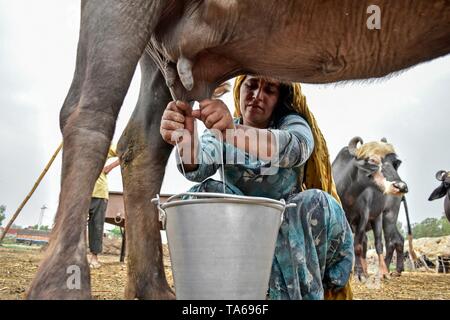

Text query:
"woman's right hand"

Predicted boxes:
[[160, 100, 195, 146]]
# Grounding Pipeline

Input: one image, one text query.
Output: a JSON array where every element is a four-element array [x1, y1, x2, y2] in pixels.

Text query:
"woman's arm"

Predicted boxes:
[[225, 115, 314, 168], [194, 99, 314, 167], [267, 114, 314, 168]]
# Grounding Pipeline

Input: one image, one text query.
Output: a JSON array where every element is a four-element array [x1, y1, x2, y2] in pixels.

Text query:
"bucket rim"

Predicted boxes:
[[152, 192, 296, 229], [161, 197, 286, 212], [160, 192, 287, 210]]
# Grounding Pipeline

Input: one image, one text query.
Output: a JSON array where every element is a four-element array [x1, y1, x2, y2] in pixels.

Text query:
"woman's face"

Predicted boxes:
[[239, 76, 280, 128]]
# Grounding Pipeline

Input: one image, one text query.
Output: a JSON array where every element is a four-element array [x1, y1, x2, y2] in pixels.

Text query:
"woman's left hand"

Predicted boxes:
[[195, 99, 235, 135]]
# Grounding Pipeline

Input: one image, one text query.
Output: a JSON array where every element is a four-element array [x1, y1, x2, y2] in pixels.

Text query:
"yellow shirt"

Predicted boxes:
[[92, 145, 118, 199]]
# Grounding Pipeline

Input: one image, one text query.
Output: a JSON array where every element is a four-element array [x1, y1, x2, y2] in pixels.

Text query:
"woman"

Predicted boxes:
[[160, 75, 354, 300]]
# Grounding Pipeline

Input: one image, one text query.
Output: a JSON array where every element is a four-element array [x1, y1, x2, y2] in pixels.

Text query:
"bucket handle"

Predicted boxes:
[[279, 198, 297, 225], [151, 194, 167, 230], [164, 192, 296, 206], [151, 193, 296, 229]]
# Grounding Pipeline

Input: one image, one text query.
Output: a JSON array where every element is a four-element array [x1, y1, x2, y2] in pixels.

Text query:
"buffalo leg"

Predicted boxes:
[[26, 0, 161, 299], [371, 216, 389, 279], [118, 52, 174, 299], [394, 235, 405, 275], [354, 213, 369, 281], [384, 233, 395, 273], [383, 211, 405, 276], [385, 228, 404, 276], [361, 233, 369, 277]]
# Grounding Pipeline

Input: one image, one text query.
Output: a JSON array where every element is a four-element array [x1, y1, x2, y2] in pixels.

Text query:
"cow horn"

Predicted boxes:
[[436, 170, 447, 181], [381, 137, 388, 143], [348, 136, 363, 156]]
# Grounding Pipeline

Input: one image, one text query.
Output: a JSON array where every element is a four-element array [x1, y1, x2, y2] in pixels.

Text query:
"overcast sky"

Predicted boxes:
[[1, 1, 449, 231]]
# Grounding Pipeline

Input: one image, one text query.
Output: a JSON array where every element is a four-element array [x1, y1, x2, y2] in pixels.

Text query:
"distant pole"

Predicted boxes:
[[402, 196, 418, 262], [37, 204, 48, 230], [0, 142, 62, 243]]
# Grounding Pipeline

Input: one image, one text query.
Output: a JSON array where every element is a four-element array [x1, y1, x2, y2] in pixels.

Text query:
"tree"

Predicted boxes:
[[439, 216, 450, 235], [0, 205, 5, 227], [108, 226, 123, 238], [412, 216, 450, 239], [29, 224, 50, 231]]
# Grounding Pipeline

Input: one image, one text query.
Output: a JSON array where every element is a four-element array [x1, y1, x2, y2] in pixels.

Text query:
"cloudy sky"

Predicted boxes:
[[1, 1, 449, 231]]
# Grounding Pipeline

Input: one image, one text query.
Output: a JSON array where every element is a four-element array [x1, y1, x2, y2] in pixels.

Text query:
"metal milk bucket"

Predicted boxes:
[[152, 192, 295, 300]]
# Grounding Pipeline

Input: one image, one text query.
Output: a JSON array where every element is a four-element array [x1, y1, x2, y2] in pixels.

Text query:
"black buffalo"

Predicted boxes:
[[332, 137, 408, 280], [428, 170, 450, 222]]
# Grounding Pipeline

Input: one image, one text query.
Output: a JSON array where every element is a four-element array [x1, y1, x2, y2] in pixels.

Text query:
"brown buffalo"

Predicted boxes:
[[26, 0, 450, 299]]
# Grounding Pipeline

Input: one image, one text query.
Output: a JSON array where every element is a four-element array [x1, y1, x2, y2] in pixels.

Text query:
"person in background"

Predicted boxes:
[[88, 144, 119, 268]]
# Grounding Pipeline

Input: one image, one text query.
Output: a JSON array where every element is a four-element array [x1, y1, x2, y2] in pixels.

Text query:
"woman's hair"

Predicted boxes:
[[270, 82, 296, 126]]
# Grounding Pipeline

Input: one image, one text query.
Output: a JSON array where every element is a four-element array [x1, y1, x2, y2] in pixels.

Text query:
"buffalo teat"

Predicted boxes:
[[177, 56, 194, 91]]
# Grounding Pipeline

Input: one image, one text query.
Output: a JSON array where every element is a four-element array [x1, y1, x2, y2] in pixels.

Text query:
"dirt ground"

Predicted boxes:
[[1, 245, 450, 300]]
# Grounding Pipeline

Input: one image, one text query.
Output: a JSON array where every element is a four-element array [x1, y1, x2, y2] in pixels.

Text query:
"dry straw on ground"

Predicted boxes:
[[1, 245, 449, 300]]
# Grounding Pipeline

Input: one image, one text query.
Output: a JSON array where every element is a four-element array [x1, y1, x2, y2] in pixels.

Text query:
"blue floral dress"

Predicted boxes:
[[177, 113, 354, 300]]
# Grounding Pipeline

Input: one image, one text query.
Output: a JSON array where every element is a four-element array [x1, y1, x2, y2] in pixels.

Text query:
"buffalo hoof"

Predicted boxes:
[[146, 290, 176, 300], [126, 287, 176, 300], [160, 290, 176, 300], [153, 290, 176, 300], [26, 251, 91, 300], [357, 273, 368, 283], [139, 291, 175, 300], [390, 271, 402, 277], [381, 272, 391, 280]]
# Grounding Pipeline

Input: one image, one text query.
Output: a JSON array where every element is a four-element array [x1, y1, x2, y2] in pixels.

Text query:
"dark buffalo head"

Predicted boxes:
[[428, 170, 450, 222], [428, 170, 450, 201], [347, 137, 408, 196]]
